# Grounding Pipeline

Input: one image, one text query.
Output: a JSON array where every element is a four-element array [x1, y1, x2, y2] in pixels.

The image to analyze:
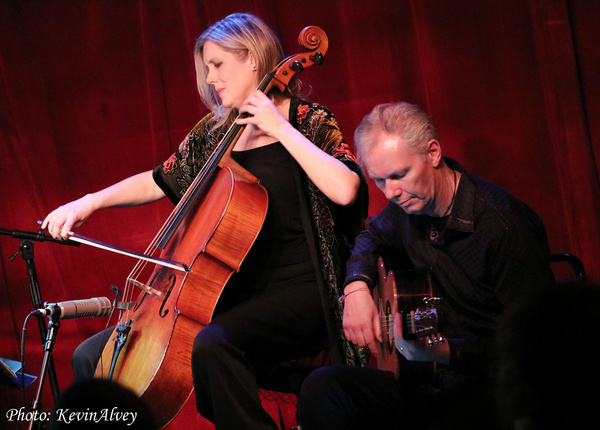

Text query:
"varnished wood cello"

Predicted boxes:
[[93, 26, 329, 427]]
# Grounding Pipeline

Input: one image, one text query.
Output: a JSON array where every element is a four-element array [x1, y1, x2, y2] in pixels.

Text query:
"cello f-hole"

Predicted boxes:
[[159, 274, 176, 318]]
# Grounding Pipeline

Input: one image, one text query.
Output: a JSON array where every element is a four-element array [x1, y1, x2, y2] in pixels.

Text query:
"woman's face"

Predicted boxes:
[[198, 41, 258, 110]]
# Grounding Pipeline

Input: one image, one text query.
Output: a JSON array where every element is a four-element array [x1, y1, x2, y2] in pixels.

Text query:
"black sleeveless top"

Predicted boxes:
[[227, 142, 315, 293]]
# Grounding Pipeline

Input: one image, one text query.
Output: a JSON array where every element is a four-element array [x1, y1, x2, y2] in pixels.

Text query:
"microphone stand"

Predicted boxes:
[[28, 316, 61, 430], [1, 225, 188, 424], [1, 227, 80, 408]]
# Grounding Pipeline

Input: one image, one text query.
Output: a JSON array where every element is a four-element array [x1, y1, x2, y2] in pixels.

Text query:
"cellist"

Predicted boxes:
[[42, 13, 368, 429]]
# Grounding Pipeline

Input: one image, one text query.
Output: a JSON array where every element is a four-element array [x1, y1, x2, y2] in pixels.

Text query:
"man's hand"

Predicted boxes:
[[342, 281, 381, 353]]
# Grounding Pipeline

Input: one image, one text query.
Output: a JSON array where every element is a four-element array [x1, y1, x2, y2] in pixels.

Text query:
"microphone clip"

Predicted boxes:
[[110, 284, 132, 311]]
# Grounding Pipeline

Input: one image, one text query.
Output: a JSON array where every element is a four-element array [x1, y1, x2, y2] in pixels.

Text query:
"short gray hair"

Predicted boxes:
[[354, 102, 440, 165]]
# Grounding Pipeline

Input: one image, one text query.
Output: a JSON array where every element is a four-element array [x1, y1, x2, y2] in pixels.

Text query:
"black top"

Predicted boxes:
[[229, 142, 314, 290]]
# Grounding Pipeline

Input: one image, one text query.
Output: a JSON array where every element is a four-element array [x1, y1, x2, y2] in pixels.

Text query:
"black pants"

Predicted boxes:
[[72, 325, 115, 382], [298, 365, 501, 430], [72, 274, 326, 429]]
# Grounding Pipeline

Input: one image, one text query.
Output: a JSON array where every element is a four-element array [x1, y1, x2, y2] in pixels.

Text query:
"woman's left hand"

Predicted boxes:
[[235, 91, 360, 206], [236, 90, 290, 139]]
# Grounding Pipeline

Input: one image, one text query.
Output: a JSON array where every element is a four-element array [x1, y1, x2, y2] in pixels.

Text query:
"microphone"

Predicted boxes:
[[33, 297, 112, 319]]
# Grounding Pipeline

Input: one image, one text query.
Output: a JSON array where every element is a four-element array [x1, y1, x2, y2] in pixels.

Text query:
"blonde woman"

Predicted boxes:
[[43, 13, 368, 428]]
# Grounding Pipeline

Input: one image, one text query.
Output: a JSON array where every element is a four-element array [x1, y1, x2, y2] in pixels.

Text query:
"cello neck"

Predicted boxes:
[[155, 25, 328, 249]]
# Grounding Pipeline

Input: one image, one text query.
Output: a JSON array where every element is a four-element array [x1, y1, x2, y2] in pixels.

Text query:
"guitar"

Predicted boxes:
[[373, 257, 441, 383]]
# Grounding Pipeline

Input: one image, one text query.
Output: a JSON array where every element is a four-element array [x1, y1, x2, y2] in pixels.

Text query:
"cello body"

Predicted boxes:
[[95, 166, 268, 426]]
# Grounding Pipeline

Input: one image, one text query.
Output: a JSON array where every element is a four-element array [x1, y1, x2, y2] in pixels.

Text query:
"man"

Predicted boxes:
[[298, 102, 553, 429]]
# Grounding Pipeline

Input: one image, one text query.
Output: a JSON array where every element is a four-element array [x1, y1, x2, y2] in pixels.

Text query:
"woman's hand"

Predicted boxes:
[[41, 170, 165, 239], [236, 91, 360, 206], [42, 194, 96, 239], [236, 90, 290, 139]]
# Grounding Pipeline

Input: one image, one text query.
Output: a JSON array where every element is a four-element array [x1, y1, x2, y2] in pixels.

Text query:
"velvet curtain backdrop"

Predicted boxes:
[[1, 1, 598, 428]]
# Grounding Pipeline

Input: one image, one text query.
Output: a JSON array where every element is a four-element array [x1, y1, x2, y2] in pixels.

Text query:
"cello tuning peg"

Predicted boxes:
[[290, 60, 304, 73], [310, 52, 324, 65]]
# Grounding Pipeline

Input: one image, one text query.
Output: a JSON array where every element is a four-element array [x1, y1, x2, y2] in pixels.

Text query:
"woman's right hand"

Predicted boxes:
[[42, 194, 97, 239], [42, 170, 166, 240]]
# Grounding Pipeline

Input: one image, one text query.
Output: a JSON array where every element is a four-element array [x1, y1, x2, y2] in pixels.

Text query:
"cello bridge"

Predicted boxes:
[[127, 277, 163, 297]]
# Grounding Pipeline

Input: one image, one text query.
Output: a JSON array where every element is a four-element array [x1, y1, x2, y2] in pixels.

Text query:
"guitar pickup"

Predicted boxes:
[[414, 309, 437, 319]]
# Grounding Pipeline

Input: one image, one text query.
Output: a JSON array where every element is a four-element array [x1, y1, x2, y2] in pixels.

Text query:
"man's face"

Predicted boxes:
[[364, 134, 437, 215]]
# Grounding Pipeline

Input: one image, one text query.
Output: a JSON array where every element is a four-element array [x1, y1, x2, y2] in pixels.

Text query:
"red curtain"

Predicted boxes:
[[1, 1, 599, 428]]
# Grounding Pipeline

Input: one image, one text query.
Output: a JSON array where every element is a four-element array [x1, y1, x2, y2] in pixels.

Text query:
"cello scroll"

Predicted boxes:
[[266, 26, 329, 93]]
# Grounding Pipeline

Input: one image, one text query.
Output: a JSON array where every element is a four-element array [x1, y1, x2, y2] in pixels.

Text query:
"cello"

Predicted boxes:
[[93, 26, 329, 427]]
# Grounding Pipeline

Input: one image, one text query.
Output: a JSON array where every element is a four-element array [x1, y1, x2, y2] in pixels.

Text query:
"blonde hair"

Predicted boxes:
[[354, 102, 440, 165], [195, 13, 299, 130]]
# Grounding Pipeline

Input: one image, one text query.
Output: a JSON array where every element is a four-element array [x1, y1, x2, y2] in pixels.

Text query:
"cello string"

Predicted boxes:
[[155, 73, 274, 248]]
